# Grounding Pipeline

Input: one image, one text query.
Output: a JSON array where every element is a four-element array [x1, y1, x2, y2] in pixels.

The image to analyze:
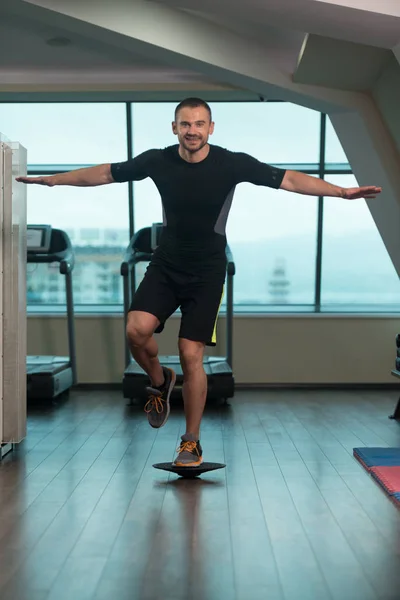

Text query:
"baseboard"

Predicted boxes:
[[73, 382, 400, 392], [73, 383, 122, 391], [235, 382, 400, 390]]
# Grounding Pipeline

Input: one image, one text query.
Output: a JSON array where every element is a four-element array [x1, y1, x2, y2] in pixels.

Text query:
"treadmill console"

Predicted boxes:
[[27, 225, 52, 253]]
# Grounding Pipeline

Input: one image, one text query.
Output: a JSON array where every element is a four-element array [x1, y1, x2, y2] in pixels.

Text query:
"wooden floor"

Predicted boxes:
[[1, 389, 400, 600]]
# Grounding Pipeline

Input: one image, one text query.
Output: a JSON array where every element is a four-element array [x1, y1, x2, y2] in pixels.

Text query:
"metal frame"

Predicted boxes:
[[58, 232, 77, 385], [126, 102, 134, 240], [65, 271, 77, 384], [390, 401, 400, 421], [27, 227, 77, 387], [314, 113, 326, 311], [225, 247, 235, 368], [390, 370, 400, 420]]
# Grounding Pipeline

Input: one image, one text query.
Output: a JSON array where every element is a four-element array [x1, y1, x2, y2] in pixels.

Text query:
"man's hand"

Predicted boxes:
[[281, 171, 383, 200], [15, 176, 54, 186], [342, 186, 382, 200]]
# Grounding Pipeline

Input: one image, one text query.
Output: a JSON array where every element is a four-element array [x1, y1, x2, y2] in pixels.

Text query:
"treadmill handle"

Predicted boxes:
[[120, 251, 152, 276], [60, 249, 75, 275], [225, 245, 235, 276], [121, 243, 235, 278], [121, 245, 236, 277]]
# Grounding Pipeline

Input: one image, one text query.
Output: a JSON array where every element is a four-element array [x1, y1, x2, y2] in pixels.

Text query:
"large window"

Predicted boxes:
[[214, 103, 319, 307], [0, 100, 398, 313], [0, 103, 129, 308], [322, 174, 400, 307], [132, 103, 174, 232], [26, 182, 129, 306], [131, 101, 320, 308], [322, 119, 400, 309], [210, 102, 320, 163], [0, 103, 127, 164]]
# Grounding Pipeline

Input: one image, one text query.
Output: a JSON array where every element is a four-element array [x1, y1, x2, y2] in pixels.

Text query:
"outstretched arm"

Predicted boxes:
[[16, 164, 114, 187], [280, 170, 382, 200]]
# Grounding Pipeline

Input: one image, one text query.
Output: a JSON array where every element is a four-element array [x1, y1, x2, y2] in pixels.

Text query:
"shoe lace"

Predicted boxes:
[[177, 440, 198, 455], [144, 393, 164, 414]]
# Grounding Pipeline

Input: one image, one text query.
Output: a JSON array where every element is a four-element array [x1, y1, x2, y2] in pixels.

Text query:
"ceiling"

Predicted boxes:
[[157, 0, 400, 48], [0, 12, 156, 69], [184, 9, 306, 74], [0, 0, 232, 87], [0, 0, 399, 91]]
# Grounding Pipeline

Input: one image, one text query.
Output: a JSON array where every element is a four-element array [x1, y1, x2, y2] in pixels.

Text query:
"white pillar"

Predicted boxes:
[[0, 134, 27, 457]]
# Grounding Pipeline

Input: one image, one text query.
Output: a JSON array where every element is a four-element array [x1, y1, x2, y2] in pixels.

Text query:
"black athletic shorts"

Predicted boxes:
[[129, 263, 225, 346]]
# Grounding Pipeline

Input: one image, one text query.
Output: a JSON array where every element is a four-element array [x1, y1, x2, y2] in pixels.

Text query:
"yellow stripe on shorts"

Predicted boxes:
[[211, 286, 225, 344]]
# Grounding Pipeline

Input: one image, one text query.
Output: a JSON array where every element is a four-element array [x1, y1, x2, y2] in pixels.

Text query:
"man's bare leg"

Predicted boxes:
[[126, 311, 164, 387], [178, 338, 207, 439], [127, 310, 176, 429]]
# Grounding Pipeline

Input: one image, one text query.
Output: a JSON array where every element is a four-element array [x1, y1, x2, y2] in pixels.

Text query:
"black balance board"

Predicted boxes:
[[153, 462, 226, 478]]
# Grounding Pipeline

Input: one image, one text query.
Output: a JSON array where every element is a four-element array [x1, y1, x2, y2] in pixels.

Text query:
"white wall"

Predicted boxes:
[[27, 314, 399, 385]]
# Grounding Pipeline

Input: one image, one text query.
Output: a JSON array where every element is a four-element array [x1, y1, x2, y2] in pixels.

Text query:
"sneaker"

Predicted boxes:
[[173, 433, 203, 467], [144, 367, 176, 428]]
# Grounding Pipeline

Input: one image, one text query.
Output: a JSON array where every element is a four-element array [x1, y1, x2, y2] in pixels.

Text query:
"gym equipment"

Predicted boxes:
[[153, 462, 226, 479], [121, 223, 235, 403], [389, 379, 400, 420], [371, 466, 400, 496], [354, 447, 400, 507], [354, 448, 400, 507], [26, 225, 77, 400], [389, 335, 400, 420], [1, 136, 27, 459], [353, 447, 400, 470]]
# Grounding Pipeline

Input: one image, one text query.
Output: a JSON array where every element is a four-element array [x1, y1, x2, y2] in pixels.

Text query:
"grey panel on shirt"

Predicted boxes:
[[214, 186, 236, 236]]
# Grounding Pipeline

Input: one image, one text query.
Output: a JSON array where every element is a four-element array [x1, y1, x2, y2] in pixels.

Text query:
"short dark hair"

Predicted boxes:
[[174, 97, 212, 121]]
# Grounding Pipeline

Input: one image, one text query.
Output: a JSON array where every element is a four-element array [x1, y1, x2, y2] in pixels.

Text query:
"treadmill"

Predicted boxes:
[[121, 223, 235, 402], [26, 225, 77, 400]]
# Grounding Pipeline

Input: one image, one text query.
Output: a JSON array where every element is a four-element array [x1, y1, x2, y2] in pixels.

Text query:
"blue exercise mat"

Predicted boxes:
[[353, 447, 400, 469], [393, 493, 400, 505]]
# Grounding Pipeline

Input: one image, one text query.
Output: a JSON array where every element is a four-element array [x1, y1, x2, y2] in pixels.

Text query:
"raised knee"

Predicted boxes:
[[126, 317, 150, 348]]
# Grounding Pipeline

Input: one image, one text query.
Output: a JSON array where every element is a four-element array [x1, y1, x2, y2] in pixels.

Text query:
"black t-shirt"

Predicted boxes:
[[111, 144, 286, 276]]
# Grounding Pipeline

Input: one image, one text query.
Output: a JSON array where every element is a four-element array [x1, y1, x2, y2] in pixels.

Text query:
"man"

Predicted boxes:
[[17, 97, 382, 467]]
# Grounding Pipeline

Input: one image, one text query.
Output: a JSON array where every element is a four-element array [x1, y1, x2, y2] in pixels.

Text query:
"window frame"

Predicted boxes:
[[1, 98, 395, 315]]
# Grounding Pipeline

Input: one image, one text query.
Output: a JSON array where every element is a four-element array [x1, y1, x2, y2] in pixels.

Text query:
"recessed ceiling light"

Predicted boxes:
[[46, 37, 72, 47]]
